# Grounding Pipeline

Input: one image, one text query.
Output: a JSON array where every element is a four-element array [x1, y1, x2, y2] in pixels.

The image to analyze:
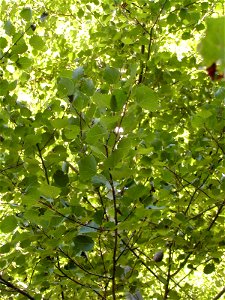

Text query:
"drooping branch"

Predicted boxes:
[[0, 274, 35, 300]]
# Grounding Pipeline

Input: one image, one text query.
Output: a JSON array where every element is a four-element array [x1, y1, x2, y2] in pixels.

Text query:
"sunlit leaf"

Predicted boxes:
[[199, 17, 225, 68], [0, 37, 7, 49], [16, 56, 32, 69], [0, 216, 17, 233], [29, 35, 45, 50], [20, 8, 32, 21], [39, 184, 61, 199]]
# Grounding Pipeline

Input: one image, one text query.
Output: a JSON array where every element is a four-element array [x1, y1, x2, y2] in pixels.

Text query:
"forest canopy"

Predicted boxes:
[[0, 0, 225, 299]]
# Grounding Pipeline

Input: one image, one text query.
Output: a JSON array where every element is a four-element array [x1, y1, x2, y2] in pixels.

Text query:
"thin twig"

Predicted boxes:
[[54, 265, 104, 299], [36, 143, 49, 184], [207, 200, 225, 231], [38, 199, 110, 231], [205, 126, 225, 155], [163, 243, 173, 299], [0, 162, 24, 174], [109, 172, 118, 300], [58, 247, 111, 280]]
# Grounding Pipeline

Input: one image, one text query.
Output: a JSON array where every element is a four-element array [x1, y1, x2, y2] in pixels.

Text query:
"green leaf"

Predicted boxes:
[[113, 89, 127, 110], [59, 69, 73, 78], [103, 149, 122, 169], [135, 85, 159, 111], [78, 155, 97, 181], [38, 184, 61, 199], [51, 118, 69, 129], [64, 260, 77, 270], [63, 125, 80, 139], [0, 243, 11, 254], [29, 35, 45, 51], [0, 37, 7, 49], [103, 66, 120, 84], [21, 188, 40, 206], [182, 32, 191, 40], [121, 37, 133, 45], [80, 78, 95, 96], [53, 170, 69, 187], [57, 77, 74, 96], [0, 216, 17, 233], [16, 57, 32, 69], [20, 8, 32, 21], [199, 17, 225, 68], [92, 92, 111, 108], [72, 91, 89, 110], [168, 290, 180, 300], [4, 20, 15, 36], [110, 94, 117, 111], [167, 13, 177, 25], [86, 124, 107, 145], [215, 87, 225, 100], [0, 79, 9, 96], [79, 221, 98, 234], [72, 66, 84, 81], [174, 212, 187, 224], [11, 41, 28, 55], [203, 263, 215, 274], [73, 235, 94, 251], [221, 176, 225, 191], [92, 174, 108, 186], [93, 210, 104, 225]]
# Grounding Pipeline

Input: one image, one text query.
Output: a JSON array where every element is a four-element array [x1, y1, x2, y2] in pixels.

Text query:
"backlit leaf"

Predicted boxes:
[[20, 8, 32, 21], [0, 216, 17, 233], [29, 35, 45, 50]]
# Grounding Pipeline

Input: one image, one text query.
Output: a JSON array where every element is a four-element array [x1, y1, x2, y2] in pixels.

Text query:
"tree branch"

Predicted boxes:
[[109, 172, 118, 300], [212, 286, 225, 300], [0, 274, 35, 300]]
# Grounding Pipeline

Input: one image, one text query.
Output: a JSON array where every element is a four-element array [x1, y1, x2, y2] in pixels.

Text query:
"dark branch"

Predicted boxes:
[[0, 275, 35, 300]]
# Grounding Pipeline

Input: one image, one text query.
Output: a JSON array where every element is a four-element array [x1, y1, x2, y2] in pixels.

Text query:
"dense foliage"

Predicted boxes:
[[0, 0, 224, 299]]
